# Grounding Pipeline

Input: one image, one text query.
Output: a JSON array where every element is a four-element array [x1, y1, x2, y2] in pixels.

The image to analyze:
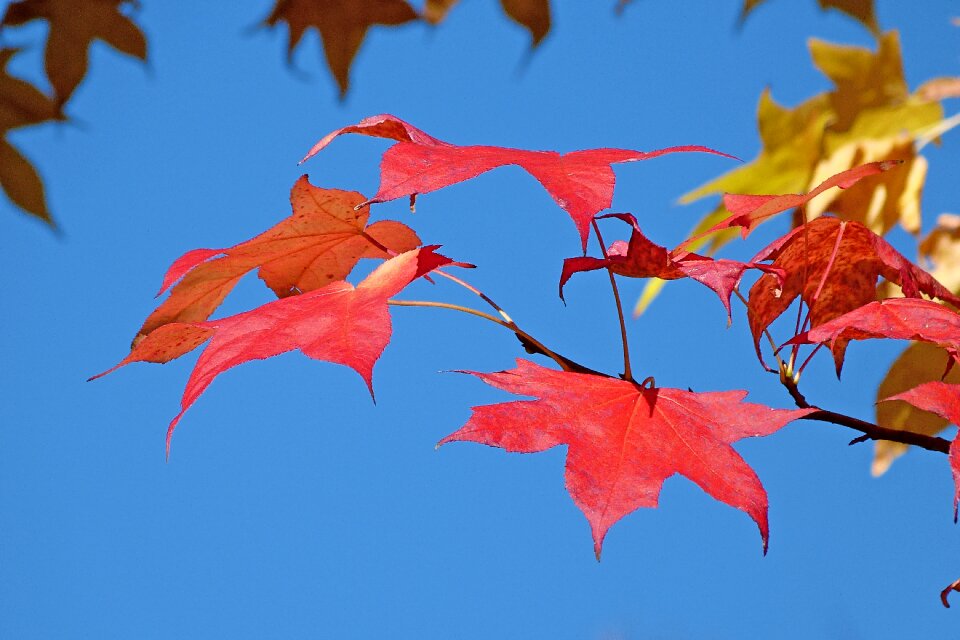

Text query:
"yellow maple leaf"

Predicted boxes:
[[639, 30, 950, 315]]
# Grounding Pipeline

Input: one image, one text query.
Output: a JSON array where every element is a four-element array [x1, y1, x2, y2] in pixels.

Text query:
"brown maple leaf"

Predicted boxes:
[[439, 359, 813, 557], [740, 0, 879, 35], [0, 48, 63, 224], [134, 176, 420, 344], [263, 0, 418, 98], [1, 0, 147, 107], [425, 0, 551, 45]]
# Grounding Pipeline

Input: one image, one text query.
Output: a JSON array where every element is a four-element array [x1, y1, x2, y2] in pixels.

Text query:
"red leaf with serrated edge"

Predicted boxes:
[[748, 217, 960, 372], [438, 359, 813, 558], [301, 114, 734, 250], [559, 212, 782, 318], [881, 381, 960, 521], [92, 247, 452, 456], [134, 176, 420, 344], [788, 298, 960, 368], [704, 161, 900, 239]]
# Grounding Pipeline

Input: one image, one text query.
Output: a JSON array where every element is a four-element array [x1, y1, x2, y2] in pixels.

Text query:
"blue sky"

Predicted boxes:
[[2, 1, 959, 638]]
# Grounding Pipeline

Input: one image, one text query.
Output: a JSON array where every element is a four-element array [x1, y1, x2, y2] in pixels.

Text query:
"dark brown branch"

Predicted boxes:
[[780, 374, 950, 455]]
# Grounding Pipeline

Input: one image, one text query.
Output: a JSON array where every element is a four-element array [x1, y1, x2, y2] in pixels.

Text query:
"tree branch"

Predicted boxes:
[[780, 374, 950, 454]]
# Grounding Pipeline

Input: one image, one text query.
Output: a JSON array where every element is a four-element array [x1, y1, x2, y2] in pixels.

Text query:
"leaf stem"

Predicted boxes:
[[433, 268, 514, 324], [732, 287, 785, 373], [591, 219, 633, 381], [387, 299, 601, 375]]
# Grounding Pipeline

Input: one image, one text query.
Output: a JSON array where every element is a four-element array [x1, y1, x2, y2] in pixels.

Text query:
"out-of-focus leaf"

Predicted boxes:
[[263, 0, 418, 98], [0, 48, 61, 224], [806, 137, 926, 235], [918, 77, 960, 102], [424, 0, 551, 45], [1, 0, 147, 107], [740, 0, 879, 35], [650, 31, 949, 315]]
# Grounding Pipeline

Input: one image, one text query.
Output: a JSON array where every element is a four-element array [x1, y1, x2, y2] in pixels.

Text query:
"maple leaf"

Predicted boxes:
[[739, 0, 879, 35], [559, 213, 783, 319], [302, 114, 732, 251], [263, 0, 418, 98], [0, 48, 62, 224], [1, 0, 147, 107], [438, 359, 814, 558], [93, 247, 452, 454], [709, 161, 898, 239], [747, 216, 960, 372], [788, 298, 960, 369], [424, 0, 551, 45], [880, 381, 960, 520], [134, 176, 420, 344]]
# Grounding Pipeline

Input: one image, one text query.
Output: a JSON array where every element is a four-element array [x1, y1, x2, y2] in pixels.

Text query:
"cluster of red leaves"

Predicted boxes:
[[98, 114, 960, 563]]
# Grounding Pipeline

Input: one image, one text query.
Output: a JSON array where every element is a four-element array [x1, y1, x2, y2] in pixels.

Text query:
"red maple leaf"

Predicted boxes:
[[880, 381, 960, 520], [439, 359, 813, 557], [788, 298, 960, 367], [705, 161, 899, 239], [747, 217, 960, 372], [560, 212, 783, 318], [300, 114, 733, 250], [93, 247, 452, 455], [134, 176, 420, 344]]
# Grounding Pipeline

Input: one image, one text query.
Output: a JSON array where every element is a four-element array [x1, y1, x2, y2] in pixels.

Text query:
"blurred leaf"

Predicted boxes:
[[264, 0, 418, 98], [1, 0, 147, 107], [806, 136, 927, 235], [740, 0, 879, 35], [0, 48, 61, 224], [917, 77, 960, 102], [425, 0, 551, 45], [0, 139, 49, 223], [650, 31, 948, 314]]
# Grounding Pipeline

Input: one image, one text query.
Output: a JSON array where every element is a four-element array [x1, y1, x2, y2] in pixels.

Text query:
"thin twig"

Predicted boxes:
[[433, 268, 514, 324], [732, 287, 785, 373], [591, 219, 633, 381], [387, 299, 601, 376]]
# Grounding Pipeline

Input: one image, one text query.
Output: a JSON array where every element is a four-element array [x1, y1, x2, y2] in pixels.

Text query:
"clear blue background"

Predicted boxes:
[[2, 2, 959, 637]]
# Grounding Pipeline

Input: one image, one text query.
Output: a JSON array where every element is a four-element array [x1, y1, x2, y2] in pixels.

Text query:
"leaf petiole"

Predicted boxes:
[[386, 299, 600, 375]]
